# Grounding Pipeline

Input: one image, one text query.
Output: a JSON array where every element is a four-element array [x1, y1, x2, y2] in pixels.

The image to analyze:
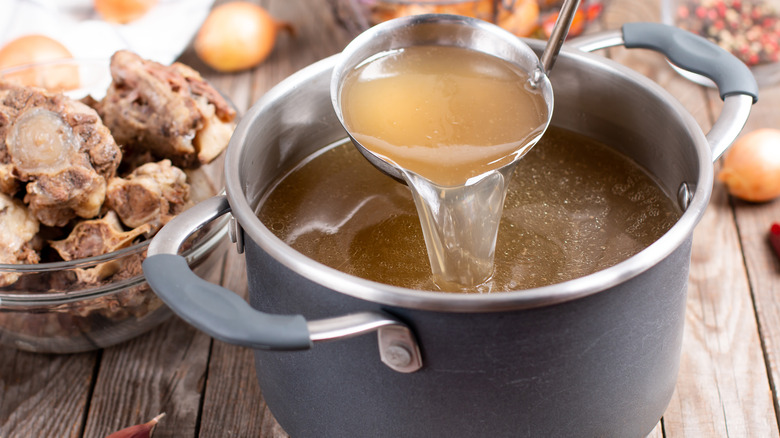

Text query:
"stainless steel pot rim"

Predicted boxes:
[[226, 45, 713, 313]]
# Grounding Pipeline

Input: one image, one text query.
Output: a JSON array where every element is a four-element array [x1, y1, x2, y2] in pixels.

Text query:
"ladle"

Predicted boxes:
[[331, 0, 581, 182], [330, 2, 581, 290]]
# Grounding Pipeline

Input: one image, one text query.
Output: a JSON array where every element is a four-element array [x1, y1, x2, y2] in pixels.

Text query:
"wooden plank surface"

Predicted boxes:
[[732, 83, 780, 427], [602, 1, 780, 436], [192, 2, 353, 437], [2, 0, 780, 437], [0, 350, 95, 438], [197, 251, 270, 438], [81, 318, 212, 437]]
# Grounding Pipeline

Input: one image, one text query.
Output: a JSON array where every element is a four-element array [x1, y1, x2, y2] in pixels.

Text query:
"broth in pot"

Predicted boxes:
[[257, 127, 681, 293]]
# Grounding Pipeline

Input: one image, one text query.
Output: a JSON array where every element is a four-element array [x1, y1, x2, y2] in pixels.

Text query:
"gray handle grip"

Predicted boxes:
[[569, 24, 756, 161], [142, 195, 311, 350], [142, 195, 423, 371], [622, 22, 758, 103], [143, 253, 312, 350]]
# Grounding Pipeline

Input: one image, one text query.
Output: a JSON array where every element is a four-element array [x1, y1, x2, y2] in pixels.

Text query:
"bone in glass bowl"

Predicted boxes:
[[0, 57, 230, 353]]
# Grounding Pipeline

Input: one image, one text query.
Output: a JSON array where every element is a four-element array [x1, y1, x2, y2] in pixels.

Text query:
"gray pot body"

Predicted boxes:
[[248, 238, 690, 438], [225, 38, 714, 437]]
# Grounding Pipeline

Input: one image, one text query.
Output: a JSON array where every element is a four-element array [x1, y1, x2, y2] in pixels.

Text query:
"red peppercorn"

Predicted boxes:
[[716, 1, 727, 17], [676, 0, 780, 66]]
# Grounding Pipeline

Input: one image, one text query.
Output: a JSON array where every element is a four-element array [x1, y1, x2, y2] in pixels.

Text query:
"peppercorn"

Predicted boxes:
[[675, 0, 780, 66]]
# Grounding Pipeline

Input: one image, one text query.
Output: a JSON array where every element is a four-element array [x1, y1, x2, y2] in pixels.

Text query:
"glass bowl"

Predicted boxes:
[[329, 0, 603, 39], [0, 58, 230, 353], [0, 224, 228, 354], [661, 0, 780, 87]]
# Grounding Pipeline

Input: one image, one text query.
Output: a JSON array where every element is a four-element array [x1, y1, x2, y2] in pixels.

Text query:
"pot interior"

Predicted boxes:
[[225, 40, 712, 310]]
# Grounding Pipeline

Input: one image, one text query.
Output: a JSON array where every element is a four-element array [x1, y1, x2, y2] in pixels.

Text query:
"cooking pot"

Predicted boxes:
[[143, 19, 757, 438]]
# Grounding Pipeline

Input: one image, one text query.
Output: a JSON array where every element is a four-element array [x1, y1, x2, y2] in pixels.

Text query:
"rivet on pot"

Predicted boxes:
[[378, 325, 423, 373], [384, 344, 413, 368], [677, 182, 693, 211]]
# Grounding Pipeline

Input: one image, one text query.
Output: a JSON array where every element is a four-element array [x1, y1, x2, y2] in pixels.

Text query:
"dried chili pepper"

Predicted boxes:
[[106, 413, 165, 438], [769, 223, 780, 260]]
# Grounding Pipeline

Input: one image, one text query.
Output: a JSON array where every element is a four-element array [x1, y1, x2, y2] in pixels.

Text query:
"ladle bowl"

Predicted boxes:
[[330, 13, 555, 183]]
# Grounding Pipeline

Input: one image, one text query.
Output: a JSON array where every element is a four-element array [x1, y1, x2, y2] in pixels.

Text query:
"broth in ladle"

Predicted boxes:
[[340, 46, 548, 186], [339, 45, 549, 291], [257, 127, 681, 293]]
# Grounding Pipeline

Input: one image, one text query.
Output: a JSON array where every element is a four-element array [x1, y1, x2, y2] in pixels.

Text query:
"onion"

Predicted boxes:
[[717, 128, 780, 202], [0, 34, 79, 91], [498, 0, 540, 37], [94, 0, 158, 24], [194, 2, 293, 73]]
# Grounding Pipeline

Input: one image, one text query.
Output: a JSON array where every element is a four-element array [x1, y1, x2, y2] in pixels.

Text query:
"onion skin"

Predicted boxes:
[[0, 35, 79, 91], [717, 128, 780, 202], [0, 35, 73, 68], [94, 0, 158, 24], [195, 2, 292, 73], [499, 0, 540, 37]]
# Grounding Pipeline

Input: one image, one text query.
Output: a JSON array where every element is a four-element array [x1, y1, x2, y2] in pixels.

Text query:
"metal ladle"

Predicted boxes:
[[330, 0, 581, 182]]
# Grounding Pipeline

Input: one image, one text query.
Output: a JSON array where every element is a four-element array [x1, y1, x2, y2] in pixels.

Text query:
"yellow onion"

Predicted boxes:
[[718, 128, 780, 202], [194, 2, 293, 73], [94, 0, 158, 24], [0, 34, 79, 91]]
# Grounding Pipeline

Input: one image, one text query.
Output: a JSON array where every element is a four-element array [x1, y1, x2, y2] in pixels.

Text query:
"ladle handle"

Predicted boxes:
[[143, 195, 422, 373], [539, 0, 581, 74], [568, 22, 757, 161]]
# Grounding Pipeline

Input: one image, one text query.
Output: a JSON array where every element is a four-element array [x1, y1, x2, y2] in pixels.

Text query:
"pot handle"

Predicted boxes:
[[568, 22, 757, 161], [143, 195, 422, 373]]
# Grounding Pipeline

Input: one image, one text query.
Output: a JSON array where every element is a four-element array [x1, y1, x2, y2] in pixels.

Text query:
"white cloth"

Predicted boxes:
[[0, 0, 214, 65]]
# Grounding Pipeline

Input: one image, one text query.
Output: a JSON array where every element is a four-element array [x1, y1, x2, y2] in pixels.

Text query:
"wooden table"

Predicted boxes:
[[2, 0, 780, 436]]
